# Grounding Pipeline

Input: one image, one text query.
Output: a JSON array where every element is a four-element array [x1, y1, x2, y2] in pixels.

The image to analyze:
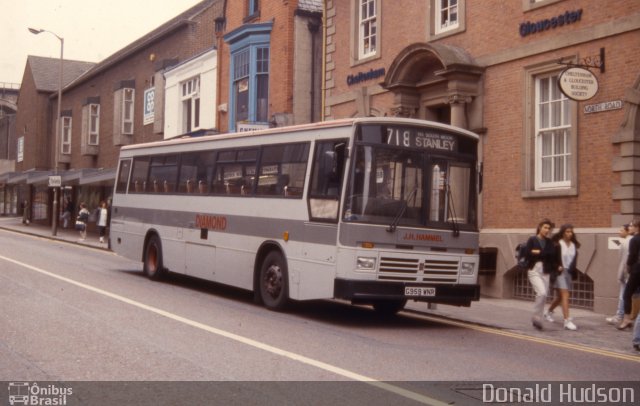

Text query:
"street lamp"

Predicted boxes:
[[29, 27, 63, 236]]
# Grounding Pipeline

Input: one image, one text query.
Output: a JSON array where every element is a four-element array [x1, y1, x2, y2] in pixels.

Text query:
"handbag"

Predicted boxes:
[[75, 221, 86, 231]]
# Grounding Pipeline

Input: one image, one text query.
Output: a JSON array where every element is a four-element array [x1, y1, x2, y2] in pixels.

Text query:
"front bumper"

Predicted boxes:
[[334, 278, 480, 307]]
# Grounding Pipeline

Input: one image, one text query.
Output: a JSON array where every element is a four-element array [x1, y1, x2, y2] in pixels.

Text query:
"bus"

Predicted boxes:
[[111, 117, 480, 314]]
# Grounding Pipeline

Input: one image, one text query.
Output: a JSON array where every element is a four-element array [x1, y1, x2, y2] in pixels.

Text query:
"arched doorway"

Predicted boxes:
[[382, 43, 484, 130]]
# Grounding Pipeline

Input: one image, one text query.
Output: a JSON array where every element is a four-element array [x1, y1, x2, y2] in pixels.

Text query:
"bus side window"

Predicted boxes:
[[257, 143, 309, 198], [130, 157, 150, 194], [308, 139, 348, 221], [116, 159, 132, 194]]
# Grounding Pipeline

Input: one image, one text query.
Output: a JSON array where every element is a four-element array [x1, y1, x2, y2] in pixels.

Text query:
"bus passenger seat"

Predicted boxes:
[[198, 180, 206, 194]]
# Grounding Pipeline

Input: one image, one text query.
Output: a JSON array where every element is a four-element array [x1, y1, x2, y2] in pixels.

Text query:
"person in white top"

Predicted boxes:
[[97, 201, 109, 244], [544, 224, 580, 331], [606, 224, 632, 324]]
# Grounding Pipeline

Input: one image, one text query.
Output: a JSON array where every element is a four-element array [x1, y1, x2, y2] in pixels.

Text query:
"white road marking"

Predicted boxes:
[[0, 253, 448, 406]]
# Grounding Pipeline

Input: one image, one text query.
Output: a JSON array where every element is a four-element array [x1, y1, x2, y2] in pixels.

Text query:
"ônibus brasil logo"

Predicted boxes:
[[8, 382, 72, 406]]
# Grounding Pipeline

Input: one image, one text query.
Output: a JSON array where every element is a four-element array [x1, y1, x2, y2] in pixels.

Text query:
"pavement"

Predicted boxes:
[[1, 216, 639, 359]]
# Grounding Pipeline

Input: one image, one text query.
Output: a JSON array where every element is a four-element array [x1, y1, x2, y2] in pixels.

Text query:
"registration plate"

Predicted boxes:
[[404, 287, 436, 297]]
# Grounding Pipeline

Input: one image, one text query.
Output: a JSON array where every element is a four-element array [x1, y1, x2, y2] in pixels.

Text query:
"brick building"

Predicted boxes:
[[219, 0, 323, 132], [2, 57, 94, 219], [0, 82, 20, 215], [2, 1, 224, 226], [1, 0, 323, 230], [323, 0, 640, 312]]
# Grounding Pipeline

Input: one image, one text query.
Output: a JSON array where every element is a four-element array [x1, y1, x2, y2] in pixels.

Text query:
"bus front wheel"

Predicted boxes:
[[144, 234, 167, 281], [259, 251, 289, 310]]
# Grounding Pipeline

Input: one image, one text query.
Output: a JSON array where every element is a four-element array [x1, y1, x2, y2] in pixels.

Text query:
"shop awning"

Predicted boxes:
[[0, 171, 17, 185], [26, 171, 55, 185], [7, 172, 37, 184], [79, 167, 116, 186], [2, 168, 117, 187], [62, 168, 99, 185]]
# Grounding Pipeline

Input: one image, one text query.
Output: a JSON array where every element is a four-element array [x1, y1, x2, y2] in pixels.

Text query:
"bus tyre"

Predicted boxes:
[[144, 234, 167, 281], [259, 251, 289, 310], [372, 299, 407, 316]]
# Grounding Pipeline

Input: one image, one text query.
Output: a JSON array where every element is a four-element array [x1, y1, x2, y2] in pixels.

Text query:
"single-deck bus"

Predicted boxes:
[[111, 117, 480, 313]]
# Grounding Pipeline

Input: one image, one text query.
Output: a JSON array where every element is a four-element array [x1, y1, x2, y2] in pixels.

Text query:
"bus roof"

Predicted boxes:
[[120, 117, 479, 152]]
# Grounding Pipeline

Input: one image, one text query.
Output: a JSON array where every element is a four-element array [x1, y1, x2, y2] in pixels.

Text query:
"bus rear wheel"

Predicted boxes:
[[144, 234, 167, 281], [259, 251, 289, 310], [372, 299, 407, 316]]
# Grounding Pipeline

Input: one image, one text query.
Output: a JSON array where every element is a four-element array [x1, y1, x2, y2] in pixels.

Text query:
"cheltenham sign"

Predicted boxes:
[[558, 67, 599, 101]]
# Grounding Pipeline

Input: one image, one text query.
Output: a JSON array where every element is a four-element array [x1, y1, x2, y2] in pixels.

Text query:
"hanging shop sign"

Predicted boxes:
[[584, 100, 623, 115], [558, 67, 598, 101]]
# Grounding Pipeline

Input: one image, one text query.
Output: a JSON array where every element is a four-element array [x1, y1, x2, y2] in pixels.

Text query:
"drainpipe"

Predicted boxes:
[[321, 0, 327, 121], [308, 18, 320, 123]]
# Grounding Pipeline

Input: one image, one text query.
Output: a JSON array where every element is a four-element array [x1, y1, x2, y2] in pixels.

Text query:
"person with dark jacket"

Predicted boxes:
[[544, 224, 580, 330], [524, 219, 562, 330], [619, 218, 640, 330]]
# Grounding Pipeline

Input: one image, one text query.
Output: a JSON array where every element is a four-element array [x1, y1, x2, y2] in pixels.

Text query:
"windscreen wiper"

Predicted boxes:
[[386, 188, 418, 233], [446, 183, 460, 237]]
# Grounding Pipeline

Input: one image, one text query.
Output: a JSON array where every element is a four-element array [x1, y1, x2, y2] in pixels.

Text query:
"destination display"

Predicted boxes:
[[357, 124, 476, 155], [385, 126, 458, 152]]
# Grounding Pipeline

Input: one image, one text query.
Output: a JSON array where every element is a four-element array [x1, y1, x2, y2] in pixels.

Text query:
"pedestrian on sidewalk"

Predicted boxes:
[[620, 218, 640, 330], [544, 224, 580, 331], [97, 201, 108, 244], [21, 200, 30, 225], [75, 202, 90, 241], [61, 197, 74, 229], [524, 218, 561, 331], [606, 223, 632, 325]]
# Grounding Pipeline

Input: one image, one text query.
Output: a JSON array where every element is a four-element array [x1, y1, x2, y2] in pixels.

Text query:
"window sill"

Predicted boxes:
[[350, 53, 381, 68], [429, 25, 465, 41], [243, 12, 260, 24], [522, 0, 564, 13], [521, 187, 578, 198]]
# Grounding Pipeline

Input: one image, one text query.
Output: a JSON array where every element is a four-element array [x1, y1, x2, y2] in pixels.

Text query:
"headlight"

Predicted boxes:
[[356, 257, 377, 271], [460, 262, 475, 275]]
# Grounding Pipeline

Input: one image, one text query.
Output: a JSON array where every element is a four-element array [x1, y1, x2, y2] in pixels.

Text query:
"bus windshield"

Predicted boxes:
[[343, 124, 476, 231]]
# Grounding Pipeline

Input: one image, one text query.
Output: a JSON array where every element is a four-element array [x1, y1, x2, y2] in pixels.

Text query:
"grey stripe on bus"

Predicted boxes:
[[112, 206, 338, 246], [113, 206, 478, 250]]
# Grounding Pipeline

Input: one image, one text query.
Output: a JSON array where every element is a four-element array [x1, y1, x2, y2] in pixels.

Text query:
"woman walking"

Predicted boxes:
[[97, 201, 109, 243], [544, 224, 580, 331], [76, 202, 90, 241], [524, 219, 562, 330], [619, 218, 640, 330], [606, 223, 632, 324]]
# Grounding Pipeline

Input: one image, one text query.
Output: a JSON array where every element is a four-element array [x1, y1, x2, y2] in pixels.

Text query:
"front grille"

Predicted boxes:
[[378, 256, 459, 283], [423, 259, 459, 283]]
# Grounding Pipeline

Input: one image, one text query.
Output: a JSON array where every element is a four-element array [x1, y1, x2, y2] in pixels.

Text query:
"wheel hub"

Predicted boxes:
[[265, 264, 282, 298]]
